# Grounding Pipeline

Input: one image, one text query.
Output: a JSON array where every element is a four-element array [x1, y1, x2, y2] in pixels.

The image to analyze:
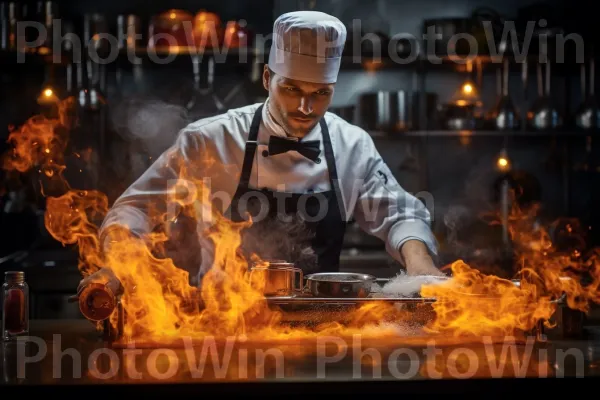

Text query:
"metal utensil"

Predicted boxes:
[[529, 60, 562, 130], [186, 55, 225, 115], [490, 58, 519, 130], [358, 91, 408, 132], [249, 260, 304, 297], [439, 102, 476, 130], [117, 14, 142, 52], [304, 272, 376, 298], [575, 57, 600, 130]]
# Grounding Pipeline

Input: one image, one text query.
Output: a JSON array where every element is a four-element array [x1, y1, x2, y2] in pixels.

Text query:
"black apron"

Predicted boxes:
[[225, 104, 347, 273]]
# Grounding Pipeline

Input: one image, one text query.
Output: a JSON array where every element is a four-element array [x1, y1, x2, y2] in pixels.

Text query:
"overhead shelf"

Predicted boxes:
[[2, 45, 587, 74], [0, 47, 71, 66], [118, 45, 265, 59], [0, 45, 267, 67]]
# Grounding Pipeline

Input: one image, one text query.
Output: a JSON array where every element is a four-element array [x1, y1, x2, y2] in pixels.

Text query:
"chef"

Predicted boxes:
[[87, 10, 444, 290]]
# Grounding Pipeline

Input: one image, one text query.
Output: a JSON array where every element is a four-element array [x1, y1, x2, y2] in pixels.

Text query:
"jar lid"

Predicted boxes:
[[5, 271, 25, 284]]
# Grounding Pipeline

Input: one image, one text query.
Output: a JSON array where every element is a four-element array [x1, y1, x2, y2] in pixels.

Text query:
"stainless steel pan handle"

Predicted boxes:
[[292, 267, 304, 294]]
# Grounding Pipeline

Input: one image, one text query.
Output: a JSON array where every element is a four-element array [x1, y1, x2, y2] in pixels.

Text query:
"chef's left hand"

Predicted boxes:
[[400, 240, 446, 277]]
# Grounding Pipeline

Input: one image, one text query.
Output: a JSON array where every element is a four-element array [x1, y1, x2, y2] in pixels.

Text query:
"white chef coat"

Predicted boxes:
[[99, 99, 438, 280]]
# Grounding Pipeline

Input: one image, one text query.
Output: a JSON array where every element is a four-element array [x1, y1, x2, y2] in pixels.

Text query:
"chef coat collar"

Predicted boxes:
[[261, 98, 322, 143]]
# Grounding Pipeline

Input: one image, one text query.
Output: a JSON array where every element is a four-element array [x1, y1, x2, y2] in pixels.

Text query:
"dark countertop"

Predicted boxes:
[[2, 319, 600, 394]]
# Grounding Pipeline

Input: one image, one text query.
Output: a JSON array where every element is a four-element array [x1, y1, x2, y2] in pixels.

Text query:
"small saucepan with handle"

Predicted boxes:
[[249, 260, 304, 297]]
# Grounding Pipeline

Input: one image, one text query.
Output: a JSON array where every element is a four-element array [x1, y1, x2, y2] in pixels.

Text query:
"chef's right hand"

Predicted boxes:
[[77, 225, 146, 294]]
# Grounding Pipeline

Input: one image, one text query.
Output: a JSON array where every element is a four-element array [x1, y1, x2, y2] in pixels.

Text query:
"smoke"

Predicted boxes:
[[443, 204, 472, 244], [440, 203, 510, 277], [110, 96, 190, 159], [239, 214, 319, 273], [435, 157, 515, 277]]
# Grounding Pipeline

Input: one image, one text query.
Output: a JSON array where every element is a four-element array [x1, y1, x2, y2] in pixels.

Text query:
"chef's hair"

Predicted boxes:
[[267, 66, 277, 81]]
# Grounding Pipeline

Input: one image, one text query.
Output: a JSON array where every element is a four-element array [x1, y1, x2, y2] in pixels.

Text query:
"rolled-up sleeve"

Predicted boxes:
[[351, 134, 438, 265]]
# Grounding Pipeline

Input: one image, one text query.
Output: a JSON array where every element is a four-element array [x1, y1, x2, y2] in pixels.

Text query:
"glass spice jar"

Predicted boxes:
[[2, 271, 29, 341]]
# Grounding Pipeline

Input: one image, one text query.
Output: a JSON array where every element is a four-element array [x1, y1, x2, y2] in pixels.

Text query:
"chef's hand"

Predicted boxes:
[[77, 267, 120, 294], [76, 225, 146, 294], [400, 240, 446, 277]]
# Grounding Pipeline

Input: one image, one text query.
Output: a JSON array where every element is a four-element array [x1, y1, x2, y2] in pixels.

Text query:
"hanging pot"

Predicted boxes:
[[575, 57, 600, 130], [489, 58, 519, 130], [528, 61, 562, 130], [223, 20, 253, 49], [193, 10, 223, 49], [148, 9, 195, 50]]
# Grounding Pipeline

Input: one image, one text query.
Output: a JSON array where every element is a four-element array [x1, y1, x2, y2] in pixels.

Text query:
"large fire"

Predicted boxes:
[[2, 97, 599, 346]]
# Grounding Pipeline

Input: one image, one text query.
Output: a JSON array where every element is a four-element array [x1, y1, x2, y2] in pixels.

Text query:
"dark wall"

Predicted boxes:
[[0, 0, 276, 258], [275, 0, 599, 263], [1, 0, 598, 263], [47, 0, 275, 33]]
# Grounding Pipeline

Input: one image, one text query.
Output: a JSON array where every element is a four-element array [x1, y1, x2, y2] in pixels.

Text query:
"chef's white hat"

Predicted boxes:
[[268, 11, 347, 84]]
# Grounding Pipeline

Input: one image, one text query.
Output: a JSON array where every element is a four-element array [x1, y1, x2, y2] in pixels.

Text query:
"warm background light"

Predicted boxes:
[[451, 79, 481, 109], [37, 87, 59, 105], [496, 155, 510, 171]]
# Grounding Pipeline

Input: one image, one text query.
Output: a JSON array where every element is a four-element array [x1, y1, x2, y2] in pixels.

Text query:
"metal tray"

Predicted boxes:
[[265, 294, 436, 315], [266, 295, 436, 305], [266, 294, 437, 324]]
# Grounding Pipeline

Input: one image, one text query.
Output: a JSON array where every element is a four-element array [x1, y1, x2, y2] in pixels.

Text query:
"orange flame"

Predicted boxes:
[[2, 97, 75, 174], [2, 99, 600, 347], [421, 260, 556, 338], [420, 191, 600, 339]]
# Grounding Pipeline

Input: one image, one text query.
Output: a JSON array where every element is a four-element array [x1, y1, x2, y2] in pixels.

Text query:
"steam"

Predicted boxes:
[[435, 157, 519, 277], [372, 272, 449, 297], [110, 96, 190, 159], [443, 204, 472, 243], [239, 214, 319, 273]]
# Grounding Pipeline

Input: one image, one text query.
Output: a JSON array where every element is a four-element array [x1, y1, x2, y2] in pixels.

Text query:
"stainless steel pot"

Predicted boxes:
[[304, 272, 376, 298], [358, 91, 408, 132], [249, 260, 303, 297], [439, 103, 476, 130]]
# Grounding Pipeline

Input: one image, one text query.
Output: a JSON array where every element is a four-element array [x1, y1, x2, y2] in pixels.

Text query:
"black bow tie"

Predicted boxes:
[[268, 136, 321, 162]]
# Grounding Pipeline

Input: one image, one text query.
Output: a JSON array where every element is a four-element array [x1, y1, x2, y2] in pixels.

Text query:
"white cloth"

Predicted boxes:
[[99, 101, 438, 281], [268, 11, 346, 84]]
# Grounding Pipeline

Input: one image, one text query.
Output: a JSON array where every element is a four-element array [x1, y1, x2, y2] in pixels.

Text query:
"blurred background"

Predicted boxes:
[[1, 0, 598, 319]]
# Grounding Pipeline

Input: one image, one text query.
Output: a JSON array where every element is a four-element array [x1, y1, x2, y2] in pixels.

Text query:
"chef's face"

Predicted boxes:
[[263, 66, 335, 138]]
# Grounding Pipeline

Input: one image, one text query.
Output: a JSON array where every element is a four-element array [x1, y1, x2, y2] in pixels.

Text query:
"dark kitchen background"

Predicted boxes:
[[1, 0, 598, 319]]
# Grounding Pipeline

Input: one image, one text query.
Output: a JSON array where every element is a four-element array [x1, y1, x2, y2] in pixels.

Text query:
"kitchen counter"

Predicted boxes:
[[2, 319, 600, 394]]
